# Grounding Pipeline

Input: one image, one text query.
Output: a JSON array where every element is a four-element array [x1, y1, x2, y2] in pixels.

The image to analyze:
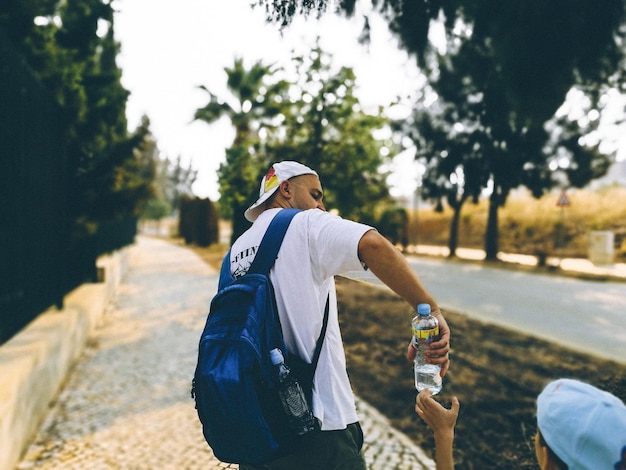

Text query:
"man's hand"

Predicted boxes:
[[407, 308, 451, 377]]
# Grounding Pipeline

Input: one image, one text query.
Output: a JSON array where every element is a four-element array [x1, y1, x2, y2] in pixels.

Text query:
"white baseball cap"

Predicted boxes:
[[537, 378, 626, 470], [244, 161, 318, 222]]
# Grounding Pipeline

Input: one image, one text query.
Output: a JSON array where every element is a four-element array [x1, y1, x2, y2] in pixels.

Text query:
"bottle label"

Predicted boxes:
[[413, 326, 439, 341]]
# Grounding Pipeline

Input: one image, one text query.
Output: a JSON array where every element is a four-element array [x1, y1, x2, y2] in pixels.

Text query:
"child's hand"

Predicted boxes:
[[415, 390, 460, 437]]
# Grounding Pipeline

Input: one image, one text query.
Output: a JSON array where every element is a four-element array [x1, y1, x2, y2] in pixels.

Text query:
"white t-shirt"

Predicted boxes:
[[229, 208, 373, 431]]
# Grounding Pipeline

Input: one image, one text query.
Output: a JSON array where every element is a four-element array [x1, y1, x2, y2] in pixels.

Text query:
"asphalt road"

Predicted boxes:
[[344, 256, 626, 364]]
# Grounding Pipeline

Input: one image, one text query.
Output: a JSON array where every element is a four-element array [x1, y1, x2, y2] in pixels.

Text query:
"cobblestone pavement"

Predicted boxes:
[[16, 236, 435, 470]]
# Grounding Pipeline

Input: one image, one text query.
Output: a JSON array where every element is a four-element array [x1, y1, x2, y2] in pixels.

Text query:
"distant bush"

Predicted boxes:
[[140, 197, 172, 221], [377, 207, 409, 248], [178, 196, 219, 247]]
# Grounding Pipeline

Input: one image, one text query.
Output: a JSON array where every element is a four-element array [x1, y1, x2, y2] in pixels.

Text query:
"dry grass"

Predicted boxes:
[[335, 277, 626, 469], [410, 187, 626, 259]]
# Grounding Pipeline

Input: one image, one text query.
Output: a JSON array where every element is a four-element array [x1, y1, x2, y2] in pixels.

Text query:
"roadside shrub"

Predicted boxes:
[[377, 207, 409, 248], [178, 196, 219, 247]]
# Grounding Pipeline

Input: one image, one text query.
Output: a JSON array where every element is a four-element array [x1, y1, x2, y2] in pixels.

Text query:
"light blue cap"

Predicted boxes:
[[417, 303, 430, 316], [269, 348, 284, 366], [537, 378, 626, 470]]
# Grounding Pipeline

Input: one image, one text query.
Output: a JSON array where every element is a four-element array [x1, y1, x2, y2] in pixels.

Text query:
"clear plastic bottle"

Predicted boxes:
[[412, 303, 442, 395], [270, 348, 317, 435]]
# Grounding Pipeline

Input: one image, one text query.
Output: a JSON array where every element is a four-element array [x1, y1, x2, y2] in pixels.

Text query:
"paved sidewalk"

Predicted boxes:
[[16, 236, 434, 470]]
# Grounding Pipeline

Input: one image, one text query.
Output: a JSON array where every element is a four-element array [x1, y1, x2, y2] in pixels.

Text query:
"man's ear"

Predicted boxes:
[[279, 181, 291, 197]]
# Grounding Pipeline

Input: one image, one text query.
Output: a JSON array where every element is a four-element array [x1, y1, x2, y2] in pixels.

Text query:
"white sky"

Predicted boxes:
[[113, 0, 425, 201], [113, 1, 625, 201]]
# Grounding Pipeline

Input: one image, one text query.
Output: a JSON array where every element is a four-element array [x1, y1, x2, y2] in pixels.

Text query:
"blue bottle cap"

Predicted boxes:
[[417, 303, 431, 316], [270, 348, 284, 365]]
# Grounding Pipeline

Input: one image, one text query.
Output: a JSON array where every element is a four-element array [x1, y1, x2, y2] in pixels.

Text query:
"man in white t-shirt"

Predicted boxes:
[[233, 161, 450, 470]]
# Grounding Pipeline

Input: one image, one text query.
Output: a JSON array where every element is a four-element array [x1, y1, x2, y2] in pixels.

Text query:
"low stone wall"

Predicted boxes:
[[0, 247, 130, 470]]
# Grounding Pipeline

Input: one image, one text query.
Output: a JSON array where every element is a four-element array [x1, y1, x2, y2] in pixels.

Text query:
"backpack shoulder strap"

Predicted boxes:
[[218, 249, 233, 290], [217, 208, 301, 289], [311, 296, 330, 371], [248, 208, 301, 275], [253, 208, 327, 364]]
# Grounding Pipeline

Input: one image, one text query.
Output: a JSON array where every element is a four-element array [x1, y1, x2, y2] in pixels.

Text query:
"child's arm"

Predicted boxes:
[[415, 390, 460, 470]]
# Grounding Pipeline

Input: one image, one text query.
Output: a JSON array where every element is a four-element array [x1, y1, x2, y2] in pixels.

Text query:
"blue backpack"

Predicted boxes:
[[191, 209, 329, 465]]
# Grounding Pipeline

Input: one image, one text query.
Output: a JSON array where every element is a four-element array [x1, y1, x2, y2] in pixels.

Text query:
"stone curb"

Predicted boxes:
[[407, 245, 626, 283], [0, 248, 130, 470]]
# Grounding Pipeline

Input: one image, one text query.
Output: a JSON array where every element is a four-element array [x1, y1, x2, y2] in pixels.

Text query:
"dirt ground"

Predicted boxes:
[[336, 276, 626, 469], [189, 242, 626, 469]]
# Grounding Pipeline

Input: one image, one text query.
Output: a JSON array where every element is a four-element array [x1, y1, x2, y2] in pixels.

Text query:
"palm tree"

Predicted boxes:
[[195, 58, 289, 243]]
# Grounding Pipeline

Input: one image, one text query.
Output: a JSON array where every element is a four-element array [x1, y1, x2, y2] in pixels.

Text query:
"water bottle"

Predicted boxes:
[[412, 303, 442, 395], [270, 348, 317, 435]]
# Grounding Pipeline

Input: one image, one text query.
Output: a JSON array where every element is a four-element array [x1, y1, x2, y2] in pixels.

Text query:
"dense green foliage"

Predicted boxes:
[[266, 44, 394, 224], [178, 195, 219, 247], [256, 0, 624, 124], [400, 42, 613, 259], [1, 0, 156, 245], [196, 47, 399, 242], [255, 0, 625, 259], [195, 58, 288, 243]]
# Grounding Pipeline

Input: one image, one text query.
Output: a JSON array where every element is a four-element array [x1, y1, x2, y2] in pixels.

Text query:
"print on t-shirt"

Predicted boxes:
[[232, 245, 258, 278]]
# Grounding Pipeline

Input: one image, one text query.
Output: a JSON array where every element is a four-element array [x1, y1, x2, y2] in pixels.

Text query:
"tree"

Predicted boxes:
[[397, 19, 618, 259], [255, 0, 624, 127], [1, 0, 155, 245], [266, 44, 395, 223], [256, 0, 625, 259], [195, 57, 289, 243], [136, 116, 197, 223], [399, 105, 484, 258], [150, 152, 198, 215], [164, 155, 198, 211]]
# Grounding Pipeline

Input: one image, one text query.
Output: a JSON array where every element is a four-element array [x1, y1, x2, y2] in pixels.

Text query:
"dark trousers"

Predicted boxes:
[[239, 422, 366, 470]]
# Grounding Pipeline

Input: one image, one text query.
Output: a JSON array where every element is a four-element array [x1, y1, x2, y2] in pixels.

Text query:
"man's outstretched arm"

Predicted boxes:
[[357, 229, 450, 375]]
